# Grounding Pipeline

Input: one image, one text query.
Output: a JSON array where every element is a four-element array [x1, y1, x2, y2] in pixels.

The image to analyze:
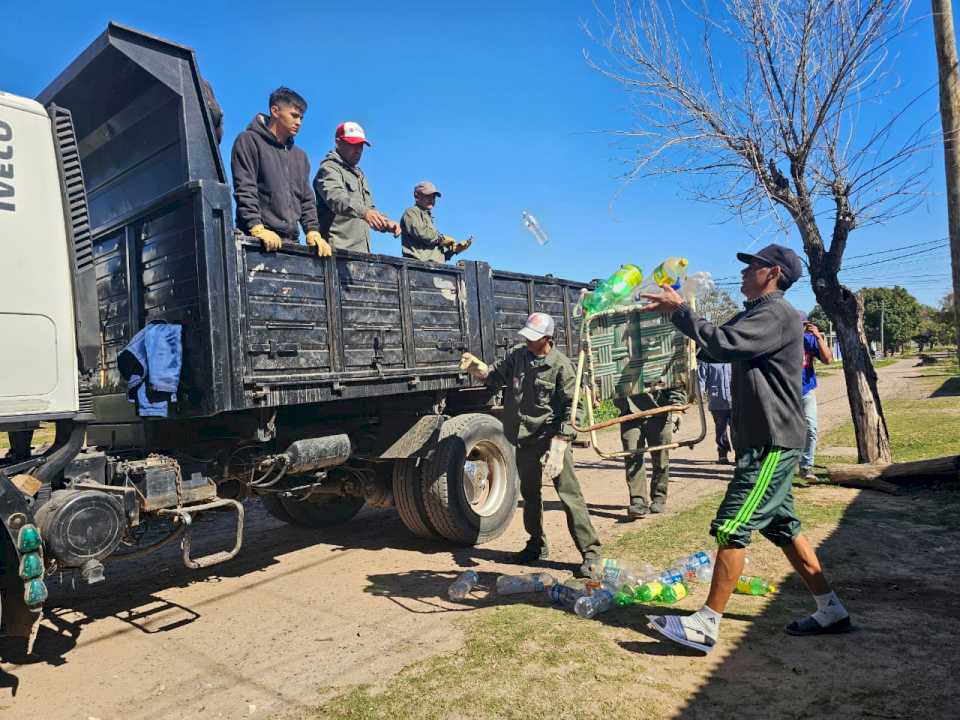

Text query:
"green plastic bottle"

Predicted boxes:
[[634, 579, 664, 602], [658, 581, 689, 604], [582, 265, 643, 315], [734, 575, 777, 596]]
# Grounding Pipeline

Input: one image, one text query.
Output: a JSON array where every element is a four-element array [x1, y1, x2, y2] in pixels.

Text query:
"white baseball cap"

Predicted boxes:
[[518, 312, 555, 341], [336, 121, 371, 146]]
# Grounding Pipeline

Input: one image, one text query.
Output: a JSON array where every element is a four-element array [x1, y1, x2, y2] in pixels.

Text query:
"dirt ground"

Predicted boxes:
[[0, 359, 935, 719]]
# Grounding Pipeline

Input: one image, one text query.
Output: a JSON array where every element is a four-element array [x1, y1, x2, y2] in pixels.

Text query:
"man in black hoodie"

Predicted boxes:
[[640, 244, 851, 654], [231, 87, 331, 256]]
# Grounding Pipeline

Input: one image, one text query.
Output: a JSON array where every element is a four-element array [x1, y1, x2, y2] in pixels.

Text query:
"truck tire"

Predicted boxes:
[[392, 459, 438, 538], [279, 494, 365, 527], [422, 413, 518, 545], [261, 494, 297, 524]]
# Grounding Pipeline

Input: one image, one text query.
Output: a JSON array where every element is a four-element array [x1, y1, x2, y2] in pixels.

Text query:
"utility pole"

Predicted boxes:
[[932, 0, 960, 365]]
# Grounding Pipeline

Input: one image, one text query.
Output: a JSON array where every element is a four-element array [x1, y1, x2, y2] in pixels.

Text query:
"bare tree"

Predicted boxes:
[[587, 0, 933, 462]]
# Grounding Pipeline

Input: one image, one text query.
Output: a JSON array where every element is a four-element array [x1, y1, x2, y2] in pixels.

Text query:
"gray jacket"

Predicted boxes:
[[313, 150, 375, 253], [230, 115, 319, 238], [400, 205, 453, 263], [671, 291, 804, 451]]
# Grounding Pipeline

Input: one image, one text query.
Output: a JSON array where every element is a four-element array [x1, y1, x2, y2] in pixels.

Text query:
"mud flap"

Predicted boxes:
[[0, 473, 43, 652]]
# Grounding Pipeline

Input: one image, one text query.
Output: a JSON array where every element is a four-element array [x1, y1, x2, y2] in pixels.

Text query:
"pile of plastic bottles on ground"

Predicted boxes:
[[447, 552, 777, 621]]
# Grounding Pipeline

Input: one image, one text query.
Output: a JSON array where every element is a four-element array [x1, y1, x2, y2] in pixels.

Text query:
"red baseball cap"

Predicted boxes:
[[336, 121, 371, 146]]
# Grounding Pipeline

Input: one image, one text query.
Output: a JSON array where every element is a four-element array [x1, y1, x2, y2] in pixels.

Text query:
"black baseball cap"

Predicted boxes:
[[736, 243, 803, 287]]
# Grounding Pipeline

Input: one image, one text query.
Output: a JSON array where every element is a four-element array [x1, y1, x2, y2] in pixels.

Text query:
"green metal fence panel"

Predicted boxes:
[[587, 308, 689, 401]]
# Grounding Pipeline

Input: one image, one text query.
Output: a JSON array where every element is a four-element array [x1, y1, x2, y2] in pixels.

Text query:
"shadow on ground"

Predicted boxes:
[[625, 488, 960, 718]]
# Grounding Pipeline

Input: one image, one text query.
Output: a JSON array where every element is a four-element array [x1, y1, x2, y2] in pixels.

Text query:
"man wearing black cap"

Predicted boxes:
[[639, 244, 850, 653]]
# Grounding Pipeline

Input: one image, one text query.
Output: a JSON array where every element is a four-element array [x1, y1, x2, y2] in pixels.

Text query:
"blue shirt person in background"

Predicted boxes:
[[799, 312, 833, 480], [698, 351, 733, 464]]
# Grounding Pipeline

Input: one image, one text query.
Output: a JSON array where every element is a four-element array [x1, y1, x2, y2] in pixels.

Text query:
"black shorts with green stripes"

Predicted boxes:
[[710, 446, 802, 548]]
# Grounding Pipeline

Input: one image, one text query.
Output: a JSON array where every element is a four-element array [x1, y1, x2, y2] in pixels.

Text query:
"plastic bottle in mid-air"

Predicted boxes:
[[734, 575, 778, 596], [581, 265, 644, 315], [521, 211, 548, 245], [448, 570, 480, 601], [496, 572, 556, 595]]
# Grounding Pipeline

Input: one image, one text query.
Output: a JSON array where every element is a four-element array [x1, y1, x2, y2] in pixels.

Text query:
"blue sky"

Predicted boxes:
[[3, 1, 953, 313]]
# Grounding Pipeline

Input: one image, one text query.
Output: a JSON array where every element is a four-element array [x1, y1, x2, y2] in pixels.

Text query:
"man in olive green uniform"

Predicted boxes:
[[617, 385, 686, 519], [313, 121, 400, 253], [400, 181, 472, 263], [460, 313, 602, 576]]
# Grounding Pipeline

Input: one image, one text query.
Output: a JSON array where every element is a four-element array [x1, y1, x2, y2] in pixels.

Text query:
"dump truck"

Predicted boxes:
[[0, 24, 603, 641]]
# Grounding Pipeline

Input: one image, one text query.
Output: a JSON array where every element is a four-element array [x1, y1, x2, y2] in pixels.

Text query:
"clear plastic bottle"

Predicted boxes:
[[734, 575, 778, 596], [521, 211, 548, 245], [601, 561, 657, 589], [669, 551, 713, 583], [574, 587, 615, 619], [659, 568, 684, 586], [637, 257, 689, 298], [581, 265, 644, 315], [496, 572, 556, 595], [448, 570, 480, 601], [550, 582, 585, 609]]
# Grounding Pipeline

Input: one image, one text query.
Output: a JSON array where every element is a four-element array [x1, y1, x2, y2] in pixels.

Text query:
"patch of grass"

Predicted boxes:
[[0, 424, 56, 451], [592, 399, 620, 423], [820, 392, 960, 463], [304, 490, 855, 720]]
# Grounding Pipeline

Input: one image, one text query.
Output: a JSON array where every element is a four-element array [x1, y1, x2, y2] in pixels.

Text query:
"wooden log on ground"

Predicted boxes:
[[826, 455, 960, 493]]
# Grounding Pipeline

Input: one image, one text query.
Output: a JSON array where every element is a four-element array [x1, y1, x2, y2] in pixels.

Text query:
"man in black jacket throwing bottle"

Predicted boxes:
[[639, 244, 851, 654]]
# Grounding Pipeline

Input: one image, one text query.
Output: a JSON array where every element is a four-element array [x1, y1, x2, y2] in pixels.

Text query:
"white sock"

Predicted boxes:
[[812, 591, 848, 626], [681, 605, 722, 640]]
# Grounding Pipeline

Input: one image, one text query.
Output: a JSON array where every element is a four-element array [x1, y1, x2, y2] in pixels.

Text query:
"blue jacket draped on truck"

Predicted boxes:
[[118, 322, 183, 418]]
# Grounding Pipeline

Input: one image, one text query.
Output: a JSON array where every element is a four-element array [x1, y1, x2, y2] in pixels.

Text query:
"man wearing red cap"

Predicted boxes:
[[313, 121, 400, 253]]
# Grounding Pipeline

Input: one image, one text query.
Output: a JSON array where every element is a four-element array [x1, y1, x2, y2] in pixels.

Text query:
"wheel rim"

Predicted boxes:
[[462, 440, 508, 518]]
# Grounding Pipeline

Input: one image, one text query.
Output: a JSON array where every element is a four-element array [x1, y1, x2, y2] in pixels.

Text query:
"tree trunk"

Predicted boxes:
[[932, 0, 960, 367], [818, 285, 893, 463]]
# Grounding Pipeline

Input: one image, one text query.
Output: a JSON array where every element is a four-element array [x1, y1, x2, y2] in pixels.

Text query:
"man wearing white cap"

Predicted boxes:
[[400, 181, 473, 263], [460, 313, 602, 577], [313, 121, 400, 253]]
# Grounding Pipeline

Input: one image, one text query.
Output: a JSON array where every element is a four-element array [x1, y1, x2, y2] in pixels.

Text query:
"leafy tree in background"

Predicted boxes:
[[860, 287, 921, 353], [694, 285, 740, 326], [807, 305, 832, 331]]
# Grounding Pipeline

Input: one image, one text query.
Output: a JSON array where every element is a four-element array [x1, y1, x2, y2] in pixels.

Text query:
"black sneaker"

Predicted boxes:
[[512, 545, 550, 564], [627, 504, 649, 520], [719, 454, 731, 465], [650, 500, 666, 514]]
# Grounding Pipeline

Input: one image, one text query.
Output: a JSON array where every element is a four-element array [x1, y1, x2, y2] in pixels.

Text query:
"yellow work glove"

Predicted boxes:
[[306, 230, 333, 257], [452, 236, 473, 254], [249, 224, 282, 252], [440, 234, 458, 248], [541, 437, 568, 480], [459, 352, 489, 379]]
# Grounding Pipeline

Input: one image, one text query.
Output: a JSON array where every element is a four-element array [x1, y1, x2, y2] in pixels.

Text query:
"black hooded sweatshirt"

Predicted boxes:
[[230, 114, 319, 238]]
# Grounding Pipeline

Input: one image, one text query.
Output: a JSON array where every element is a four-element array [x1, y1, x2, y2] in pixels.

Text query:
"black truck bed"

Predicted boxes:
[[38, 23, 590, 423]]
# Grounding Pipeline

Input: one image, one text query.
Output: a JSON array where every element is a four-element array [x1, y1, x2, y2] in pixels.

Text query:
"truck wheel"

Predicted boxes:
[[279, 495, 365, 527], [392, 459, 438, 538], [422, 413, 518, 545], [261, 494, 298, 524]]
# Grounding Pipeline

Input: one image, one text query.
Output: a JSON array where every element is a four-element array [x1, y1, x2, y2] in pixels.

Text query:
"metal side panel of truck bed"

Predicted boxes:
[[37, 22, 591, 425]]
